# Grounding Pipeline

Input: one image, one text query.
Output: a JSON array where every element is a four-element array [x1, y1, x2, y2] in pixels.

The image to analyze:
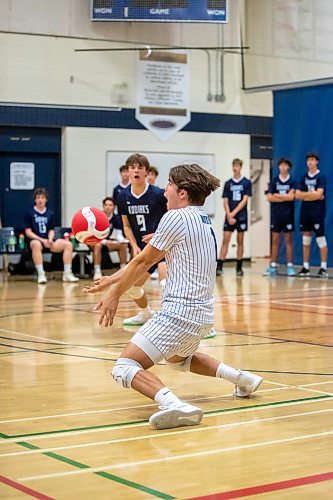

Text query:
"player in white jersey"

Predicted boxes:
[[84, 164, 262, 430]]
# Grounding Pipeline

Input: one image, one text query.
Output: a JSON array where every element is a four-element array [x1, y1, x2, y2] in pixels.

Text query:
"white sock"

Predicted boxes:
[[141, 306, 152, 317], [216, 362, 240, 384], [271, 262, 277, 268], [64, 264, 71, 274], [120, 263, 126, 269], [303, 262, 310, 270], [154, 387, 183, 408], [94, 265, 101, 272], [321, 262, 327, 270], [287, 262, 293, 267], [36, 264, 44, 275], [159, 278, 166, 288]]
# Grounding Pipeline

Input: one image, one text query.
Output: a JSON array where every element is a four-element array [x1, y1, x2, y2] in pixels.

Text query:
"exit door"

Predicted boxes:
[[0, 152, 61, 228]]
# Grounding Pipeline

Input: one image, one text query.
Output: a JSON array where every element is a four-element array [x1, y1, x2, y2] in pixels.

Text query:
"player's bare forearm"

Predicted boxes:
[[301, 192, 324, 201], [113, 244, 165, 298]]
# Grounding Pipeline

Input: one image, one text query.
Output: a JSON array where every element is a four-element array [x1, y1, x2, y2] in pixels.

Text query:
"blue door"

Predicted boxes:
[[0, 127, 61, 229]]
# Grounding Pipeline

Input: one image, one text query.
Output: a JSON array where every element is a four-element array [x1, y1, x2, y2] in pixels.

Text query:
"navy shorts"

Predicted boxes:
[[300, 214, 325, 237], [224, 219, 248, 232], [271, 218, 294, 233]]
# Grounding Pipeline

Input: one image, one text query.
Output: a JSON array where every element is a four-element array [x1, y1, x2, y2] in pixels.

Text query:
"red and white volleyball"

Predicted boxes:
[[71, 207, 110, 245]]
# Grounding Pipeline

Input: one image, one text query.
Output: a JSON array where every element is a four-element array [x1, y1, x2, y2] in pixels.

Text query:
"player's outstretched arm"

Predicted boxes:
[[98, 244, 165, 327]]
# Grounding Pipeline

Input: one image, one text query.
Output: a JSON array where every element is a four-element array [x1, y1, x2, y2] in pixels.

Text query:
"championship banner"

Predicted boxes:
[[136, 50, 190, 142]]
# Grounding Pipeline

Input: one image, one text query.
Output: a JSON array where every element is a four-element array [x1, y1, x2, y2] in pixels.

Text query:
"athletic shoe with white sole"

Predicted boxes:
[[93, 269, 102, 280], [37, 273, 47, 284], [203, 328, 217, 339], [123, 310, 154, 326], [62, 272, 79, 282], [233, 370, 263, 397], [149, 404, 203, 430]]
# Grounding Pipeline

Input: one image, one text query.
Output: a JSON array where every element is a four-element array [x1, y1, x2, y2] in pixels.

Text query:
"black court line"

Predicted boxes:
[[0, 343, 117, 362], [0, 336, 125, 349], [223, 329, 333, 349]]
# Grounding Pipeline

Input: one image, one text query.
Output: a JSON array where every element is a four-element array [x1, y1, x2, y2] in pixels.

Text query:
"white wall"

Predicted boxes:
[[63, 127, 251, 258]]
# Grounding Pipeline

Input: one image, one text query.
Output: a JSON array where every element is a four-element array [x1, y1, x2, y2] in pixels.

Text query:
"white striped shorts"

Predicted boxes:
[[130, 310, 213, 363]]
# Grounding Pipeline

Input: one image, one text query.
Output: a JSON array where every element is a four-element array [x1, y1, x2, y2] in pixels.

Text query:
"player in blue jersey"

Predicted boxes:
[[115, 153, 168, 325], [295, 152, 328, 278], [24, 187, 79, 284], [216, 159, 252, 277], [264, 158, 297, 277], [112, 165, 130, 205], [84, 163, 262, 430], [92, 197, 129, 280]]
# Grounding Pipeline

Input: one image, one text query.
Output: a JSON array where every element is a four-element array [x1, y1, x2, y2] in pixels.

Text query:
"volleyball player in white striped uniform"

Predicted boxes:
[[86, 164, 263, 430]]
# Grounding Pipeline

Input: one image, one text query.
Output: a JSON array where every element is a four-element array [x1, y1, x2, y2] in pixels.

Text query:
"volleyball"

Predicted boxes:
[[71, 207, 110, 245]]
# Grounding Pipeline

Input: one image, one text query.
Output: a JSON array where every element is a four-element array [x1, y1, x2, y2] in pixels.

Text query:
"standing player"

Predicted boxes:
[[116, 153, 168, 325], [264, 158, 297, 276], [216, 159, 252, 277], [24, 187, 79, 284], [147, 166, 159, 186], [295, 152, 328, 277], [112, 165, 130, 205], [92, 197, 128, 280], [85, 163, 262, 430]]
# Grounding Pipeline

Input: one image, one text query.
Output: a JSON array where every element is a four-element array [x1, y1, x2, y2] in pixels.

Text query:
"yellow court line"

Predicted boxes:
[[2, 407, 333, 458], [19, 430, 333, 482]]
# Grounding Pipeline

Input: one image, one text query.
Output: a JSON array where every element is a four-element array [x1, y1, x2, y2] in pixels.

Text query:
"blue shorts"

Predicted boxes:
[[224, 219, 248, 232], [300, 214, 325, 237], [271, 218, 294, 233]]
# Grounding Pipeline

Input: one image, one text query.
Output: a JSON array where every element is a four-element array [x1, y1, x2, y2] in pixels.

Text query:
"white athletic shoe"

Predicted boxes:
[[233, 370, 263, 397], [93, 269, 103, 280], [123, 310, 154, 326], [149, 404, 203, 430], [62, 272, 79, 283], [203, 328, 216, 339], [37, 273, 47, 284]]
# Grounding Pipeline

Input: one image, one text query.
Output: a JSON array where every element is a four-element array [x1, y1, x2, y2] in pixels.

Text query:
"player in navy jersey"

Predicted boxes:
[[295, 152, 328, 278], [24, 187, 79, 284], [92, 197, 129, 280], [264, 158, 297, 277], [216, 159, 252, 276], [115, 153, 168, 325], [84, 163, 262, 430], [112, 165, 130, 205]]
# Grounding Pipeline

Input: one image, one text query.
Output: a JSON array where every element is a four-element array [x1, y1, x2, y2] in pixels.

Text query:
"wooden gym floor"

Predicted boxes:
[[1, 261, 333, 499]]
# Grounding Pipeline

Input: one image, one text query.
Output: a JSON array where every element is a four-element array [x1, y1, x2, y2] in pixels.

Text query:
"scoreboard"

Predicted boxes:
[[91, 1, 228, 23]]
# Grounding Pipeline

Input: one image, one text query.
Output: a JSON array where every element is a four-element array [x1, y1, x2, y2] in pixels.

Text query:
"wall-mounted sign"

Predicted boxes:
[[10, 162, 35, 190]]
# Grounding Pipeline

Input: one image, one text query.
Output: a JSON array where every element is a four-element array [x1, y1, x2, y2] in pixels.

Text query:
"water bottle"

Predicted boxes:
[[7, 230, 17, 252], [70, 232, 77, 250], [18, 234, 25, 250]]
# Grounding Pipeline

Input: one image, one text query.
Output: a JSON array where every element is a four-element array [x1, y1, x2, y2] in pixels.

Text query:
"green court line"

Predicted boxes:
[[4, 394, 332, 440], [0, 439, 174, 499]]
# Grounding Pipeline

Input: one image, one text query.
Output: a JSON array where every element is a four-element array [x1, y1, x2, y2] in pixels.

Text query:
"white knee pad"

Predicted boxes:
[[127, 286, 144, 300], [112, 358, 142, 388], [165, 355, 193, 372], [316, 236, 327, 248], [302, 235, 312, 246]]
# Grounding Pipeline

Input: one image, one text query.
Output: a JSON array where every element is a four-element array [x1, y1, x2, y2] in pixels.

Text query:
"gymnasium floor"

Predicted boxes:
[[1, 261, 333, 499]]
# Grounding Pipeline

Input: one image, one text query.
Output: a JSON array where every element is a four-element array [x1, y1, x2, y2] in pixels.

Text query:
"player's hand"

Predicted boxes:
[[227, 215, 237, 225], [141, 233, 154, 244], [83, 275, 114, 294], [96, 293, 120, 327], [42, 238, 52, 248], [132, 246, 141, 257]]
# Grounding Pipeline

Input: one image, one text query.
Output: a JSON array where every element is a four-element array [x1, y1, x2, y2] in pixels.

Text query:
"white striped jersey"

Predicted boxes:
[[150, 206, 217, 324]]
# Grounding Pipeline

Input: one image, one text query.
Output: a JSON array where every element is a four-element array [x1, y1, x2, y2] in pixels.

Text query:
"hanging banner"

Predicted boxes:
[[136, 50, 190, 142]]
